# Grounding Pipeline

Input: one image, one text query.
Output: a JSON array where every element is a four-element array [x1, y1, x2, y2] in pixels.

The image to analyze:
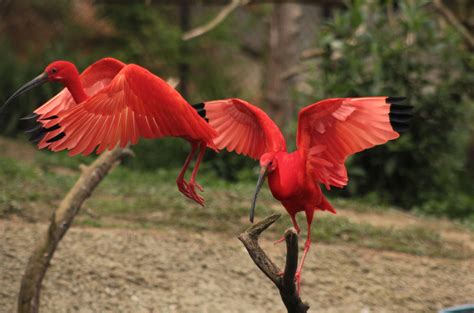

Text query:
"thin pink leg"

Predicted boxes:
[[274, 213, 301, 245], [176, 142, 198, 199], [186, 142, 207, 206], [295, 209, 314, 294]]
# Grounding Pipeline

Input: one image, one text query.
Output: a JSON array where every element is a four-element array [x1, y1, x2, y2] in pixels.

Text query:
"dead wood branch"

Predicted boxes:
[[238, 214, 310, 313], [182, 0, 249, 41], [433, 0, 474, 49], [17, 147, 133, 313], [17, 79, 177, 313]]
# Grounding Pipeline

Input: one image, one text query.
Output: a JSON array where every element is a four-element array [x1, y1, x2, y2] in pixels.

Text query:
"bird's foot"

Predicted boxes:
[[295, 271, 301, 296], [176, 178, 203, 205], [176, 178, 192, 198], [273, 236, 286, 245], [186, 181, 205, 206]]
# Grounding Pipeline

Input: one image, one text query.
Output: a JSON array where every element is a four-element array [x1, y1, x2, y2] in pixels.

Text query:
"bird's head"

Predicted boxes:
[[2, 61, 77, 113], [259, 152, 278, 172], [44, 61, 78, 83], [249, 152, 278, 223]]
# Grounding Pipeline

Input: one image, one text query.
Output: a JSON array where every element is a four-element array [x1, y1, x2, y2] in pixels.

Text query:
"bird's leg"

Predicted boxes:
[[186, 141, 207, 206], [295, 209, 314, 294], [176, 142, 198, 199], [276, 213, 301, 276], [274, 213, 300, 245]]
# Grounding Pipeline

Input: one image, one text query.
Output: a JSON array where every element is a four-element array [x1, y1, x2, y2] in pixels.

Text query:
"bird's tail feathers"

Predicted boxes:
[[319, 196, 337, 214]]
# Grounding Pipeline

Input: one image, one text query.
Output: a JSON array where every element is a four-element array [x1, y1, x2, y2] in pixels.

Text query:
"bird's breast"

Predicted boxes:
[[267, 151, 306, 201]]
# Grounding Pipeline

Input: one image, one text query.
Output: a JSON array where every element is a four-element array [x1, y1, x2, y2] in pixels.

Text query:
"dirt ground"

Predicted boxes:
[[1, 218, 473, 313]]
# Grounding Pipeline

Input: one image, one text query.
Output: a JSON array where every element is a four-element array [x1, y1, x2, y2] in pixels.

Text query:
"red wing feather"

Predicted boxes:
[[49, 64, 217, 155], [297, 97, 400, 189], [36, 58, 126, 148], [203, 98, 286, 160]]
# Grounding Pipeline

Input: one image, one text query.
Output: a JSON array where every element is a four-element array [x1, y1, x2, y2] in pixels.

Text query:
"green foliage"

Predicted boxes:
[[303, 0, 474, 218]]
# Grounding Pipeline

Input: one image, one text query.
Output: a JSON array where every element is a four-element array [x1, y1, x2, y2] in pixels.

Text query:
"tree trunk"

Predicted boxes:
[[264, 3, 303, 134]]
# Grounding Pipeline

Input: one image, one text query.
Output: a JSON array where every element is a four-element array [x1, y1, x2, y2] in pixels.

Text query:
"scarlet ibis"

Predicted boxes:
[[195, 97, 411, 291], [2, 58, 217, 205]]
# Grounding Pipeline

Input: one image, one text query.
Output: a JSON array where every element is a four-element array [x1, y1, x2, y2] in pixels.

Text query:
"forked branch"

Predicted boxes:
[[238, 214, 310, 313]]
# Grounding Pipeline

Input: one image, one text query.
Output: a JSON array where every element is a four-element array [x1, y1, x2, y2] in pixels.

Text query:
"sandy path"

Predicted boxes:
[[1, 219, 473, 313]]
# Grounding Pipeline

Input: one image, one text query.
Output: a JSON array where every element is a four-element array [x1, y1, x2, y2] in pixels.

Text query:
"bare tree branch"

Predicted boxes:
[[238, 214, 310, 313], [17, 147, 133, 313], [17, 79, 178, 313], [182, 0, 249, 41], [433, 0, 474, 49]]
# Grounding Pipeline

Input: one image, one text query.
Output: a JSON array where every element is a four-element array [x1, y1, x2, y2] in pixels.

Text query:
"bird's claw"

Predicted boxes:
[[186, 181, 205, 206], [273, 236, 286, 245], [194, 182, 204, 192], [295, 271, 301, 295], [176, 178, 205, 206]]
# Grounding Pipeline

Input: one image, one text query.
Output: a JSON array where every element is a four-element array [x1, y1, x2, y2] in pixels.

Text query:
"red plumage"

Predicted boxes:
[[202, 96, 410, 292], [7, 57, 218, 205]]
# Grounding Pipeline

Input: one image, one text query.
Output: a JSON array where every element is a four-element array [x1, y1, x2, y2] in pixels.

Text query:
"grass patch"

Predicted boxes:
[[1, 153, 472, 259]]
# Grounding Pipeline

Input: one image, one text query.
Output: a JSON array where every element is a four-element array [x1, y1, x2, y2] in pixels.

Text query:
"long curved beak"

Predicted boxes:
[[249, 165, 268, 223], [1, 72, 48, 114]]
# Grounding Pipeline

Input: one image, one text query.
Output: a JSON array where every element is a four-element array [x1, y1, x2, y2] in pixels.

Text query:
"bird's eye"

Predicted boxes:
[[51, 68, 58, 74]]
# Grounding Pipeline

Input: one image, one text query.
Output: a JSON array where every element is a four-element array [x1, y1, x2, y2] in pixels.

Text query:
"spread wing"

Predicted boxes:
[[200, 98, 286, 160], [297, 97, 411, 189], [47, 64, 217, 156], [34, 58, 126, 148]]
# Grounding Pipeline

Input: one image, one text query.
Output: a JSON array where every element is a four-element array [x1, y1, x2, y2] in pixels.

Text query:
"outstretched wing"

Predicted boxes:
[[47, 64, 217, 156], [297, 97, 411, 189], [199, 98, 286, 160], [34, 58, 127, 148]]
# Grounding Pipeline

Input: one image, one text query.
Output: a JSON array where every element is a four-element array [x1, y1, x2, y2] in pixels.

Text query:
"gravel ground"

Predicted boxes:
[[1, 219, 473, 313]]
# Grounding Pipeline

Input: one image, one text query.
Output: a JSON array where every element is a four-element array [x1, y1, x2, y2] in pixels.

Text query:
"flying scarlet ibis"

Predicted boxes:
[[194, 97, 411, 291], [2, 58, 217, 205]]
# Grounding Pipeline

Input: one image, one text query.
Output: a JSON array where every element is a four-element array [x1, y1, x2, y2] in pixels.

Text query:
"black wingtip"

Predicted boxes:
[[386, 96, 406, 104], [387, 96, 412, 133], [29, 130, 46, 144], [192, 102, 205, 110], [24, 123, 43, 134], [46, 132, 65, 143], [23, 115, 63, 145], [192, 102, 208, 120], [20, 113, 39, 121]]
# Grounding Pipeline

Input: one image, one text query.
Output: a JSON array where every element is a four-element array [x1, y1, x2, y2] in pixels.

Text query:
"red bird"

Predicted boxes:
[[195, 97, 411, 291], [2, 58, 217, 205]]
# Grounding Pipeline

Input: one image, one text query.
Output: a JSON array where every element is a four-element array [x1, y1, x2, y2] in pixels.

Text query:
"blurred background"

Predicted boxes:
[[0, 1, 473, 311], [1, 0, 472, 219]]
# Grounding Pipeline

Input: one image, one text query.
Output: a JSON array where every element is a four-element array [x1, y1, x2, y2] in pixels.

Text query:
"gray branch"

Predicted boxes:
[[238, 214, 310, 313]]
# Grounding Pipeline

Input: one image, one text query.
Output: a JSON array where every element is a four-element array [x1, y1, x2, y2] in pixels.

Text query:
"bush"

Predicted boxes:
[[302, 0, 474, 218]]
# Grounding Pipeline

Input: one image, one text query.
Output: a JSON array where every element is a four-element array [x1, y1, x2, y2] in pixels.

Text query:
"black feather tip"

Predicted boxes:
[[192, 102, 208, 122], [22, 115, 64, 144], [46, 132, 65, 143], [386, 97, 412, 133]]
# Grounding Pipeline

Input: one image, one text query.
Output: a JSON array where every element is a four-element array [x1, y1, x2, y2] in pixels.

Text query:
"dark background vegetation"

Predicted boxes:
[[0, 0, 472, 221]]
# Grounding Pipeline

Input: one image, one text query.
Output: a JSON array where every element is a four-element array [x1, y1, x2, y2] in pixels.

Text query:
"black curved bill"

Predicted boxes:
[[1, 72, 48, 114], [249, 165, 268, 223]]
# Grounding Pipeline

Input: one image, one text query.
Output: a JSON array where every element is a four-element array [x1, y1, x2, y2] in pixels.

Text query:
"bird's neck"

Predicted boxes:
[[63, 68, 88, 104]]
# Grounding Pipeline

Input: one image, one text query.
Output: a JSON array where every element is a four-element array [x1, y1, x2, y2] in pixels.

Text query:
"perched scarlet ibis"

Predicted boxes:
[[195, 97, 411, 291], [2, 58, 217, 205]]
